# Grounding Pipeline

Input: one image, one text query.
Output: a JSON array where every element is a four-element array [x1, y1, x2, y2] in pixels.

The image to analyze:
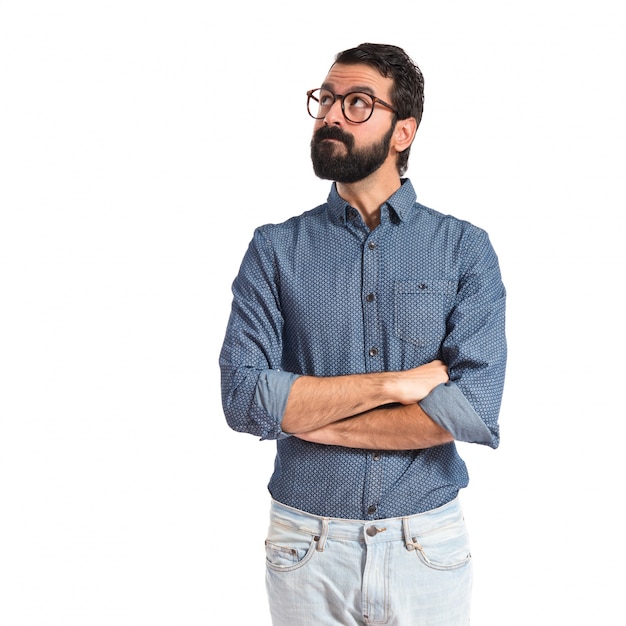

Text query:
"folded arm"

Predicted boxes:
[[281, 359, 449, 433], [280, 359, 452, 450], [294, 401, 453, 449]]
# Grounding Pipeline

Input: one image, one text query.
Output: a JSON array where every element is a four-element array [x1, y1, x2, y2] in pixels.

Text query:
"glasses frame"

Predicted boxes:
[[306, 88, 398, 124]]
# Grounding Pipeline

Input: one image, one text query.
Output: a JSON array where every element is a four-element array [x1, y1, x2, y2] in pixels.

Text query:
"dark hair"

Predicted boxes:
[[334, 43, 424, 176]]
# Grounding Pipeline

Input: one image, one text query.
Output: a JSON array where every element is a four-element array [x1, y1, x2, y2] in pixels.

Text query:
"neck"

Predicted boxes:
[[336, 168, 401, 231]]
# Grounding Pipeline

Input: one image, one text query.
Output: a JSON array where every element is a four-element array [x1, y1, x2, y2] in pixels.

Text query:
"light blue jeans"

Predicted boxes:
[[265, 497, 472, 625]]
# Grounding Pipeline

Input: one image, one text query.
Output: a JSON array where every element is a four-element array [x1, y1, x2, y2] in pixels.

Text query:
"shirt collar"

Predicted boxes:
[[326, 178, 418, 225]]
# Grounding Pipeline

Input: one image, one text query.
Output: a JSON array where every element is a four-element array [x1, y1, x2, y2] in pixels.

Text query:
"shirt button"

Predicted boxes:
[[365, 293, 375, 302], [368, 347, 379, 357], [367, 505, 377, 515], [373, 452, 381, 461], [368, 242, 376, 250]]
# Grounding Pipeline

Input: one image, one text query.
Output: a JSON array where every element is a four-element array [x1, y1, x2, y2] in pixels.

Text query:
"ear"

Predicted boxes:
[[392, 117, 418, 153]]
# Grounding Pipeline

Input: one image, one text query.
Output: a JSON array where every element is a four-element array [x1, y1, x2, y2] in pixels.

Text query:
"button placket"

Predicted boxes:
[[362, 235, 381, 371], [361, 233, 385, 518]]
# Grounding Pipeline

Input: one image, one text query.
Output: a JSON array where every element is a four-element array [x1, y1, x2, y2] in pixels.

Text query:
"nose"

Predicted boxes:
[[323, 98, 344, 126]]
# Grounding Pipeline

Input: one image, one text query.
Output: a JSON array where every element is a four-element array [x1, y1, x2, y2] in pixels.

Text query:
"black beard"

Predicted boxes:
[[310, 124, 394, 184]]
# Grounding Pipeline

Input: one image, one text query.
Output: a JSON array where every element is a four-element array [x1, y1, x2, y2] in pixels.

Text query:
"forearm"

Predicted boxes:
[[280, 360, 448, 434], [281, 372, 391, 434], [295, 402, 453, 450]]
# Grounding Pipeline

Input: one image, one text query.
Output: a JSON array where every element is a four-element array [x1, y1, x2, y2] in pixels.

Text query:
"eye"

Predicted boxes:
[[319, 91, 334, 107], [345, 93, 372, 109]]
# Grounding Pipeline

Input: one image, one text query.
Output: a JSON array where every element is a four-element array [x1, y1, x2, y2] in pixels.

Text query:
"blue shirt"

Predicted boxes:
[[220, 179, 506, 519]]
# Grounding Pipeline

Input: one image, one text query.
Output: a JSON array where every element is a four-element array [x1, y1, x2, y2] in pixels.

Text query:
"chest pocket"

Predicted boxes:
[[394, 280, 458, 348]]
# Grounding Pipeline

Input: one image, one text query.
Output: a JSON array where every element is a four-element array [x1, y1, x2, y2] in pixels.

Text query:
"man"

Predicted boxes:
[[220, 42, 506, 625]]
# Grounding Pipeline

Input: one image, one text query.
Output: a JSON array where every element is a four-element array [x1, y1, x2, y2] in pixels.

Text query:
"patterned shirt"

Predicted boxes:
[[220, 179, 506, 519]]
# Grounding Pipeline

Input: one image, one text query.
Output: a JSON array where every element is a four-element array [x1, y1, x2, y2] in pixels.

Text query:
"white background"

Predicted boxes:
[[1, 1, 624, 624]]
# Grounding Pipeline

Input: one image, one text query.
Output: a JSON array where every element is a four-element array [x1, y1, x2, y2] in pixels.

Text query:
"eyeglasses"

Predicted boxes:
[[306, 88, 397, 124]]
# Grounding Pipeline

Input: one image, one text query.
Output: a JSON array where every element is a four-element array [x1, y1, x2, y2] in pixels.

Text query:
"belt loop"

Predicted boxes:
[[403, 516, 425, 554], [402, 517, 414, 551], [316, 518, 329, 552]]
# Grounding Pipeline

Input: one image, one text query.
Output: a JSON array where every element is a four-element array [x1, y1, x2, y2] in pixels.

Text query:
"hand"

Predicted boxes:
[[392, 360, 449, 405]]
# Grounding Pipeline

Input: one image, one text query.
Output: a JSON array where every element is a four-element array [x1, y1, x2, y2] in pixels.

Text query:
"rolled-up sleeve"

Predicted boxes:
[[419, 381, 493, 444], [254, 369, 300, 439], [219, 228, 299, 441], [420, 227, 506, 448]]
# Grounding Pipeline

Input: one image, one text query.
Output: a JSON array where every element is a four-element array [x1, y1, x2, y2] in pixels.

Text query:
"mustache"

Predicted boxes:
[[312, 125, 354, 149]]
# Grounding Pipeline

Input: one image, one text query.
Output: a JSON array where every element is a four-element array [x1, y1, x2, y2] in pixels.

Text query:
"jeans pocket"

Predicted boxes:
[[265, 530, 318, 572], [411, 515, 472, 571]]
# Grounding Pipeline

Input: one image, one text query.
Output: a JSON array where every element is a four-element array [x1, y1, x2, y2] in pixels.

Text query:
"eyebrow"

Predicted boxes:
[[320, 82, 376, 96]]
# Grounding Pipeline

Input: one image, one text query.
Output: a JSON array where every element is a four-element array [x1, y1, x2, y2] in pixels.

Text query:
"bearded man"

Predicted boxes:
[[220, 42, 507, 626]]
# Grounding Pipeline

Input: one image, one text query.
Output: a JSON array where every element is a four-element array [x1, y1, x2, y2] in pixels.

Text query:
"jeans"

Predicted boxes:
[[265, 497, 472, 626]]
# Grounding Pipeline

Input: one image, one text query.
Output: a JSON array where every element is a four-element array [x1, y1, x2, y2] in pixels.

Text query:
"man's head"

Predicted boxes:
[[309, 43, 424, 181]]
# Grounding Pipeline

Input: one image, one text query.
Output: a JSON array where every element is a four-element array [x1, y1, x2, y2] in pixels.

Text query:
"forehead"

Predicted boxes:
[[322, 62, 393, 98]]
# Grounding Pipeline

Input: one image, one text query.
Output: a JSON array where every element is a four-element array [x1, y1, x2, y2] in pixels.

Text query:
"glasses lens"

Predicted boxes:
[[308, 88, 333, 119], [343, 92, 374, 123]]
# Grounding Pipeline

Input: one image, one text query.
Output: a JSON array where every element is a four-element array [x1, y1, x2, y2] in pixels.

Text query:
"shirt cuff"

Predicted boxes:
[[419, 382, 493, 444], [254, 369, 300, 439]]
